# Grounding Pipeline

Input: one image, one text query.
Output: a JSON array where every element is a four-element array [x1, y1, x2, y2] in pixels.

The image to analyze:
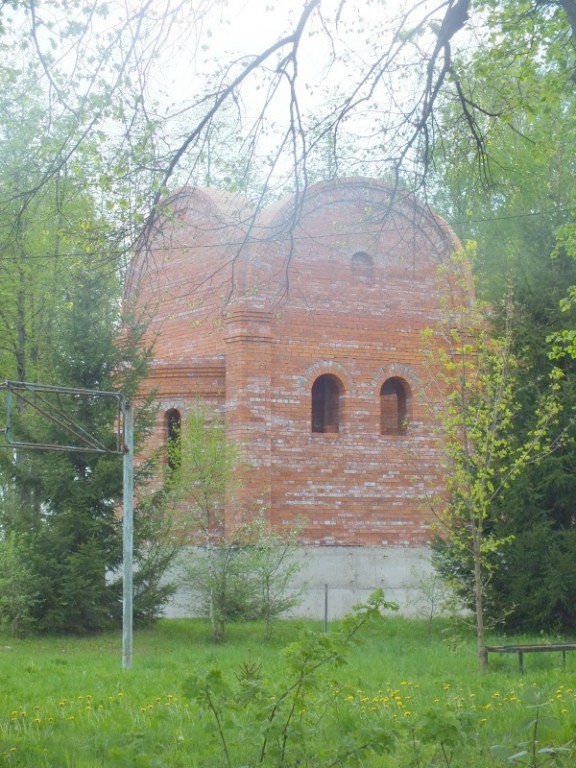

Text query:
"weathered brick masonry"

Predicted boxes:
[[126, 177, 463, 606]]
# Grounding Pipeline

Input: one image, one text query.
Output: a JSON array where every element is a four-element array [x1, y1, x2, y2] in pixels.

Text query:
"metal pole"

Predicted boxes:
[[122, 400, 134, 669]]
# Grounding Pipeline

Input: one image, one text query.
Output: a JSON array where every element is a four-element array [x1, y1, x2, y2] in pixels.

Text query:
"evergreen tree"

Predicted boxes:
[[430, 55, 576, 633], [0, 72, 174, 634]]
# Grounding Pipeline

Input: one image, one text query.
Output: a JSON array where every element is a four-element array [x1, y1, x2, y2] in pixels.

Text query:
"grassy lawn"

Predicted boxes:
[[1, 615, 575, 767]]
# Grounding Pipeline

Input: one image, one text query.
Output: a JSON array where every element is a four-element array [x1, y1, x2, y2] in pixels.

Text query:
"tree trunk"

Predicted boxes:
[[472, 530, 488, 671]]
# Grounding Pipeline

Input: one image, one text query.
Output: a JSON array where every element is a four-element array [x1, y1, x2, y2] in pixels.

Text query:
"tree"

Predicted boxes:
[[422, 249, 561, 669], [235, 515, 303, 639], [0, 260, 173, 633], [1, 1, 575, 248], [0, 77, 175, 632], [170, 408, 301, 641], [0, 530, 39, 636], [428, 44, 576, 633], [168, 406, 243, 641]]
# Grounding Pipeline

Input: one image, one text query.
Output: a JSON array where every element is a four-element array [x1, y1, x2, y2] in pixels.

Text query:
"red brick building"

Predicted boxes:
[[126, 177, 463, 613]]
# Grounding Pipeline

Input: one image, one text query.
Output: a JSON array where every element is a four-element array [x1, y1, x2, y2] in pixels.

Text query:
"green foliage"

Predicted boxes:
[[171, 411, 302, 641], [182, 591, 399, 767], [168, 407, 241, 641], [0, 75, 173, 634], [181, 517, 303, 642], [168, 407, 236, 537], [0, 530, 39, 636], [235, 515, 303, 638], [183, 542, 260, 642], [422, 250, 561, 666], [491, 688, 572, 767], [2, 617, 576, 766], [131, 482, 180, 628], [429, 28, 576, 633], [405, 705, 477, 767]]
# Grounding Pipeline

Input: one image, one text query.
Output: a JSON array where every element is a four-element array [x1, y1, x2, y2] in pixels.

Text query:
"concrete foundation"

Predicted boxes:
[[162, 545, 435, 621]]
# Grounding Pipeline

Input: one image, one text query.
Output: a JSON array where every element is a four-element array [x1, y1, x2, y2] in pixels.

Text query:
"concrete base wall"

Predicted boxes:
[[162, 545, 435, 621]]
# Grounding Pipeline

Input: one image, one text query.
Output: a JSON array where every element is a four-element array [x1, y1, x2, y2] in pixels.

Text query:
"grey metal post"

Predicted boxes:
[[122, 399, 134, 669]]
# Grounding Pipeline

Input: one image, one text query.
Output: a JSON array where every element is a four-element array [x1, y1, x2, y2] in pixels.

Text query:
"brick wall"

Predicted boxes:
[[126, 177, 464, 549]]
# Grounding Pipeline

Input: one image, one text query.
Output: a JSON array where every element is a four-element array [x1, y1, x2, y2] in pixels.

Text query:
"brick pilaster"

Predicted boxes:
[[223, 309, 274, 530]]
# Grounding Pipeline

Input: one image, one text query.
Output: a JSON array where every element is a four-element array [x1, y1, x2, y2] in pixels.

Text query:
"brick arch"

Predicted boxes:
[[297, 360, 357, 397], [369, 364, 419, 395]]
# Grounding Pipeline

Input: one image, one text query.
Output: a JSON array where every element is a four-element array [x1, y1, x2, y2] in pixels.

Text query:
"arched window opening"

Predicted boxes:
[[380, 378, 410, 435], [165, 408, 181, 471], [311, 374, 341, 433], [351, 251, 374, 283]]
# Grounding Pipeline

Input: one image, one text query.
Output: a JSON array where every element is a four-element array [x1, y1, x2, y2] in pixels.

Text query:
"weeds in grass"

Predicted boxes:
[[491, 688, 572, 767], [1, 613, 576, 767], [182, 590, 399, 767]]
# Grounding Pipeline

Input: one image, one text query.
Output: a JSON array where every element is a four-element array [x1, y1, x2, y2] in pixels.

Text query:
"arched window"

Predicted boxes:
[[351, 251, 373, 283], [165, 408, 181, 471], [311, 374, 342, 433], [380, 378, 410, 435]]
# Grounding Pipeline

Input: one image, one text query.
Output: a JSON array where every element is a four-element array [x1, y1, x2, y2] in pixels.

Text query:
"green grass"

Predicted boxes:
[[1, 616, 575, 767]]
